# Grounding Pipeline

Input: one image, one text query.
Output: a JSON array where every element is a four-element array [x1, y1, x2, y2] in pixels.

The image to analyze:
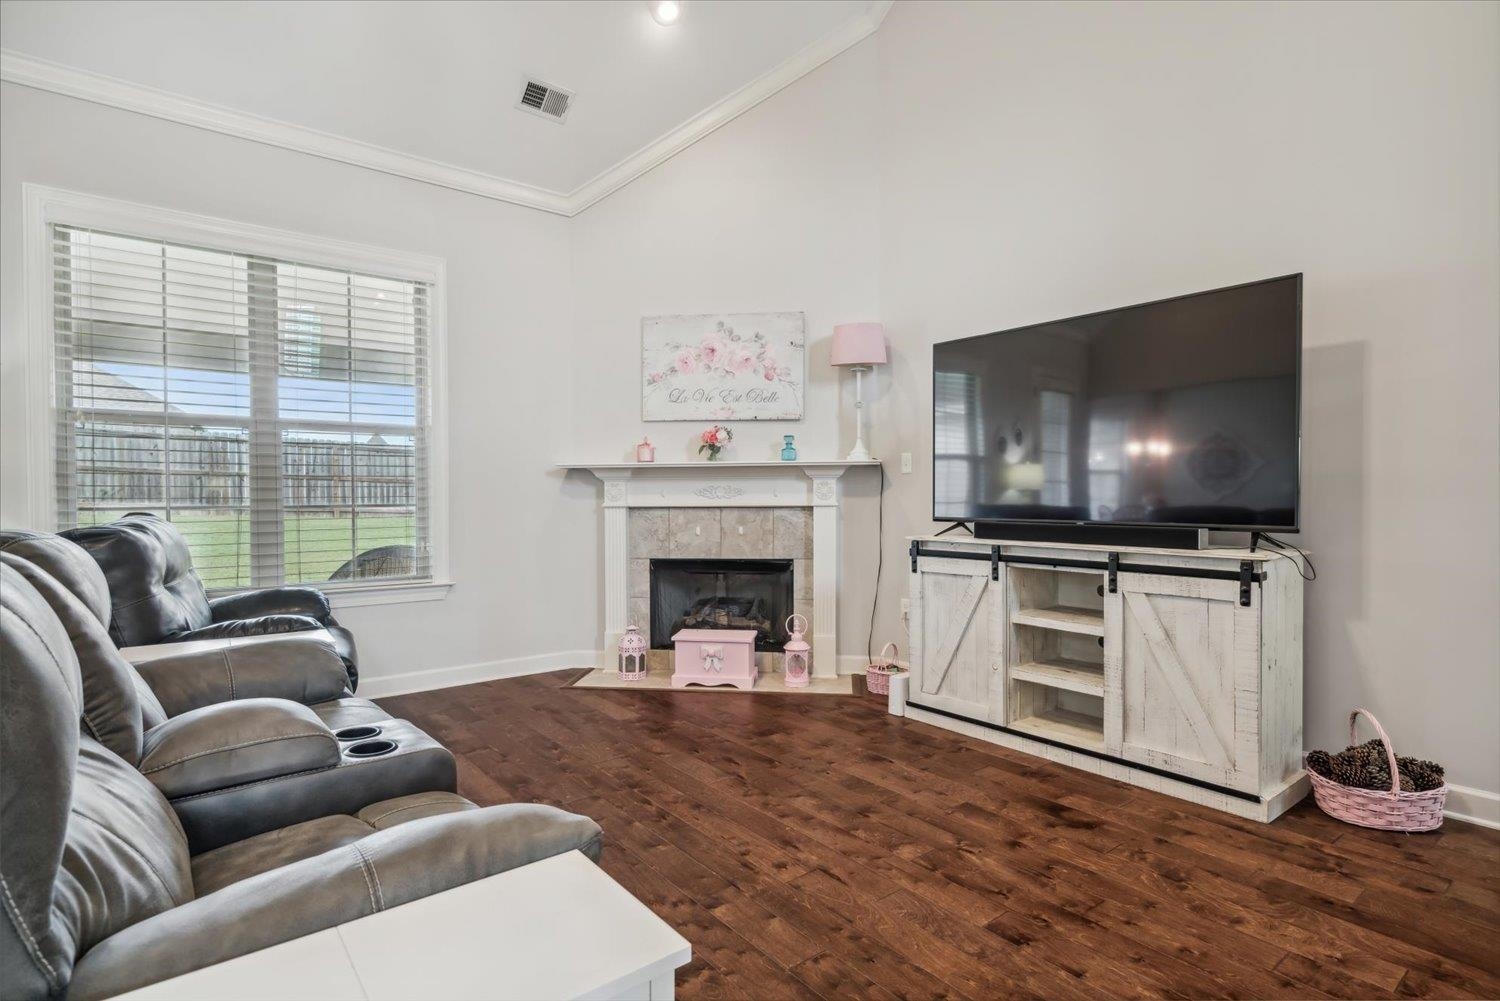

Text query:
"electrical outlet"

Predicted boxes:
[[900, 452, 913, 474], [900, 597, 910, 615]]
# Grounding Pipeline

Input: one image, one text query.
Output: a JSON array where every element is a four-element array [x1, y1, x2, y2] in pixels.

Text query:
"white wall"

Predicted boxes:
[[0, 82, 599, 690], [870, 0, 1499, 801], [567, 39, 884, 666]]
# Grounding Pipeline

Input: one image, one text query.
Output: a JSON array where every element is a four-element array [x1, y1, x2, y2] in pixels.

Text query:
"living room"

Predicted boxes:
[[1, 1, 1496, 998]]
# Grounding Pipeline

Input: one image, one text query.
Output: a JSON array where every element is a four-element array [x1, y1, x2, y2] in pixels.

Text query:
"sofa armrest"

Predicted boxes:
[[67, 806, 605, 1000], [130, 634, 352, 717], [140, 698, 340, 799], [174, 613, 324, 642], [210, 585, 332, 624]]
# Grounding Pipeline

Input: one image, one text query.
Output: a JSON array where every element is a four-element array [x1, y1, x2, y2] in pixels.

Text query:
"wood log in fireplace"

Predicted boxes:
[[673, 596, 772, 640]]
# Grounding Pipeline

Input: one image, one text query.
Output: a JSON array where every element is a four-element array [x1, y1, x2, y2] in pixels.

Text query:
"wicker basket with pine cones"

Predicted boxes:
[[1305, 709, 1447, 832]]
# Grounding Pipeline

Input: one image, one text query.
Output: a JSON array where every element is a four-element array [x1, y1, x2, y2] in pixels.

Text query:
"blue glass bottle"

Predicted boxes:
[[781, 435, 798, 461]]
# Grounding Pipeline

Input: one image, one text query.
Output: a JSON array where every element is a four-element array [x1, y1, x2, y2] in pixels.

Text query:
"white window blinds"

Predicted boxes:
[[934, 371, 982, 506], [53, 224, 433, 591]]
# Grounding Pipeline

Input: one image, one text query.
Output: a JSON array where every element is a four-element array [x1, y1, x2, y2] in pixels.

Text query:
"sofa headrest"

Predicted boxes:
[[0, 551, 159, 763], [61, 514, 212, 646], [0, 561, 192, 1000], [0, 559, 82, 1000], [0, 530, 112, 627]]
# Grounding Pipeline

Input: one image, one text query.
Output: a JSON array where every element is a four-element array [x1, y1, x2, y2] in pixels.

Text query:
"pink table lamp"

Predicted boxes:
[[831, 322, 887, 461]]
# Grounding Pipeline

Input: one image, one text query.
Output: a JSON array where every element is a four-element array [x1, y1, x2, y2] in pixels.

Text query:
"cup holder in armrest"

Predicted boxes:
[[344, 738, 398, 759], [334, 725, 382, 742]]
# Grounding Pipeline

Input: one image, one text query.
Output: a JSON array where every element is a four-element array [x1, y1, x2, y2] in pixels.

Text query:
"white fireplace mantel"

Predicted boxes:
[[560, 459, 881, 677]]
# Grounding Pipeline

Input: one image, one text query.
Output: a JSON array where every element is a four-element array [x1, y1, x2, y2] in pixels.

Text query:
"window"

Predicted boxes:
[[1087, 411, 1127, 519], [934, 371, 982, 508], [1038, 389, 1072, 506], [52, 223, 436, 593]]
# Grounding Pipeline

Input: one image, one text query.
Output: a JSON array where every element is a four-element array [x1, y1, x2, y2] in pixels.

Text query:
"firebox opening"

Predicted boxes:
[[649, 558, 795, 652]]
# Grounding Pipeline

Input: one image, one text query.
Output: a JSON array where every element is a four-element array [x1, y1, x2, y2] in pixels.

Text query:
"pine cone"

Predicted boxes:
[[1306, 749, 1334, 779], [1398, 756, 1445, 792], [1329, 757, 1364, 787], [1362, 763, 1394, 791]]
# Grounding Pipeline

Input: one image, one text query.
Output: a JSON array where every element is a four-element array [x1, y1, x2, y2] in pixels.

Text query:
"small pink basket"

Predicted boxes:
[[865, 642, 903, 697], [1306, 708, 1446, 833]]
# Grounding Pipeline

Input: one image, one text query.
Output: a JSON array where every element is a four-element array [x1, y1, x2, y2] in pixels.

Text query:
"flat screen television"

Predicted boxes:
[[932, 274, 1301, 538]]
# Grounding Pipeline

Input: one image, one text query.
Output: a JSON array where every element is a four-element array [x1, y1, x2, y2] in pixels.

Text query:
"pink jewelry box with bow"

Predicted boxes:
[[670, 628, 758, 691]]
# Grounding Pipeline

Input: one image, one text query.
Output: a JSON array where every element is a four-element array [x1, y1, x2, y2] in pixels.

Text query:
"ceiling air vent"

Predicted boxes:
[[517, 78, 573, 123]]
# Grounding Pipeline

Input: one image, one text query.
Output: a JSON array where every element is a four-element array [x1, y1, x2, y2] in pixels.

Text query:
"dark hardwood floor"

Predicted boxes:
[[380, 672, 1500, 1000]]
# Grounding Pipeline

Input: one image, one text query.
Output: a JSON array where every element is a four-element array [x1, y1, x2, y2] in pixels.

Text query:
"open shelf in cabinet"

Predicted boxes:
[[1010, 606, 1105, 636], [1009, 706, 1106, 751], [1010, 657, 1105, 697], [1008, 565, 1106, 637]]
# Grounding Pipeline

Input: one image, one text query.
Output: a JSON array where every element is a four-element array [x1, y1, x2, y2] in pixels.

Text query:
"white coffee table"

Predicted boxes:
[[115, 850, 691, 1000]]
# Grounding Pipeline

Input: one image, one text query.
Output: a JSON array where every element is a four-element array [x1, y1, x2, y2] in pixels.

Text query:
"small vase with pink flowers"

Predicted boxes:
[[698, 425, 733, 461]]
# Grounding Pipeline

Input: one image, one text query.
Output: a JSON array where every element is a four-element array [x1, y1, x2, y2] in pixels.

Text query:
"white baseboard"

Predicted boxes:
[[1444, 783, 1500, 830], [837, 654, 868, 676], [358, 650, 595, 699]]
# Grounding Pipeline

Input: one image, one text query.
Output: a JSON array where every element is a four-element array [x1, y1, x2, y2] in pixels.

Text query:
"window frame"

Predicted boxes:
[[23, 184, 451, 607]]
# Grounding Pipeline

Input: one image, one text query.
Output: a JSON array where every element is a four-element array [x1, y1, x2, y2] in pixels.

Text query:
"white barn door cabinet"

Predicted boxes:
[[908, 555, 1003, 721], [906, 536, 1306, 822]]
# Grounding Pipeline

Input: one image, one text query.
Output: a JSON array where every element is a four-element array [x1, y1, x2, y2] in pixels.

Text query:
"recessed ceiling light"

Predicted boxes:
[[648, 0, 682, 26]]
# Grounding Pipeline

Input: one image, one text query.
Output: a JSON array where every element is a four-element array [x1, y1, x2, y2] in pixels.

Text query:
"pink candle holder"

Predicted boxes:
[[618, 626, 648, 680], [782, 614, 810, 688]]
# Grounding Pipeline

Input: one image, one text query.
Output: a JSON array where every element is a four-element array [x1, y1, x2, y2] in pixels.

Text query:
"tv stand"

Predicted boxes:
[[902, 533, 1307, 822], [973, 521, 1208, 550]]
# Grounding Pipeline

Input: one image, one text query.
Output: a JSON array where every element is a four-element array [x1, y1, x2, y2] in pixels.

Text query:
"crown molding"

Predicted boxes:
[[1, 1, 893, 218], [0, 49, 574, 215]]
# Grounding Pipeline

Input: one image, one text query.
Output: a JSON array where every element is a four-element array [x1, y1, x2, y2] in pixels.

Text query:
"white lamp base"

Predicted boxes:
[[844, 364, 875, 462]]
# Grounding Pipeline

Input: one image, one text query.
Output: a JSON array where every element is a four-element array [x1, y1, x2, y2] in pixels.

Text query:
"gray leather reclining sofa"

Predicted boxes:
[[61, 513, 361, 687], [0, 534, 603, 1000]]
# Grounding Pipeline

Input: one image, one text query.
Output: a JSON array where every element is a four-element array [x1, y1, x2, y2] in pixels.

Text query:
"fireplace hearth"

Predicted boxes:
[[649, 558, 794, 652]]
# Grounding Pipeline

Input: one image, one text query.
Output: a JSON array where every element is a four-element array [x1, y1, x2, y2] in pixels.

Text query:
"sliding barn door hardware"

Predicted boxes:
[[910, 544, 1263, 604]]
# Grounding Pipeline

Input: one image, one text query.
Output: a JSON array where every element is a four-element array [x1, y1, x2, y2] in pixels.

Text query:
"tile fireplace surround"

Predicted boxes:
[[562, 461, 881, 677]]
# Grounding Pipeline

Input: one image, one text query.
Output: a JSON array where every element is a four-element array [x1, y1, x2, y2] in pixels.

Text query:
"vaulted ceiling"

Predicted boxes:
[[0, 0, 885, 209]]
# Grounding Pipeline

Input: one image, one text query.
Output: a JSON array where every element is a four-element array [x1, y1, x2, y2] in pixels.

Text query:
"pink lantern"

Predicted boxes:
[[635, 437, 655, 463], [782, 614, 810, 688], [618, 625, 648, 680]]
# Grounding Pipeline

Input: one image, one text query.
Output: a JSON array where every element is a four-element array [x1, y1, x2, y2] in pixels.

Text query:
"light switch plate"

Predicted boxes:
[[900, 452, 913, 473]]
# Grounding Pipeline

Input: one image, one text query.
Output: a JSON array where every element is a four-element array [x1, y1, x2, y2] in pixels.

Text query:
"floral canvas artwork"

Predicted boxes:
[[642, 312, 805, 421]]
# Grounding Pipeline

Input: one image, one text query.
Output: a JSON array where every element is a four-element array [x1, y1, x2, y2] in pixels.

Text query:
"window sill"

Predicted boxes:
[[325, 580, 454, 609]]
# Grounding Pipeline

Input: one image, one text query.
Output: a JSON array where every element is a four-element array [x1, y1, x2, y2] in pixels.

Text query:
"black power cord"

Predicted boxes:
[[1262, 534, 1317, 582], [867, 463, 886, 664]]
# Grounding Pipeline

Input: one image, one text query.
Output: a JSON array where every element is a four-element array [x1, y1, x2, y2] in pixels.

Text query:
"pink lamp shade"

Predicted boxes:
[[831, 323, 888, 366]]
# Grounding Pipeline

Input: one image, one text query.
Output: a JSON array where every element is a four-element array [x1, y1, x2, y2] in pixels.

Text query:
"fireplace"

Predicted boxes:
[[649, 558, 794, 652]]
